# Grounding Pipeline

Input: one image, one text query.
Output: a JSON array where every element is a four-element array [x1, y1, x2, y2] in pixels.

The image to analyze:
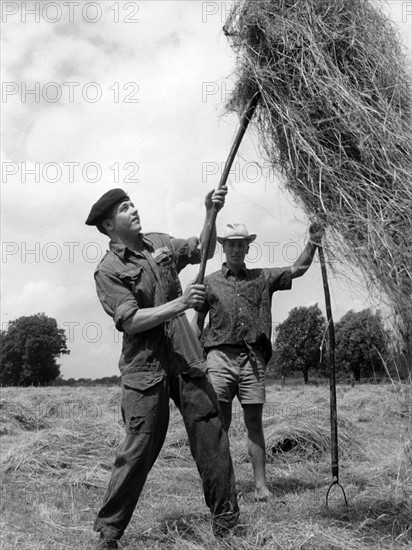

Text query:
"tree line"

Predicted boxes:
[[269, 304, 396, 383], [0, 307, 403, 386]]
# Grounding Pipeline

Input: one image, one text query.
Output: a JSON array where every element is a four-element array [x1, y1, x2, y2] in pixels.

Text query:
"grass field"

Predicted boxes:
[[0, 381, 411, 550]]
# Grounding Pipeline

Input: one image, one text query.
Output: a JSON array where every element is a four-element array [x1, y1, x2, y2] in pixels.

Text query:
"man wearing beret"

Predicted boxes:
[[192, 222, 324, 501], [85, 187, 239, 549]]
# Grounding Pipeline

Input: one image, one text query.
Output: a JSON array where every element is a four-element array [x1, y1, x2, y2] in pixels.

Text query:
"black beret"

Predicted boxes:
[[85, 188, 130, 226]]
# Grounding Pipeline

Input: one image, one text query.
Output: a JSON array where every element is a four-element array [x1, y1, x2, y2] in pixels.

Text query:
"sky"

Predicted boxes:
[[1, 0, 411, 380]]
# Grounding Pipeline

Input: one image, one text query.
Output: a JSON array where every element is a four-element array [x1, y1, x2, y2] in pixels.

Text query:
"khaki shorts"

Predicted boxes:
[[206, 346, 266, 405]]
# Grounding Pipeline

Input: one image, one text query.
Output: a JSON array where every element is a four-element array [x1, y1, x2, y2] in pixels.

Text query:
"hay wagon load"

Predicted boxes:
[[224, 0, 412, 363]]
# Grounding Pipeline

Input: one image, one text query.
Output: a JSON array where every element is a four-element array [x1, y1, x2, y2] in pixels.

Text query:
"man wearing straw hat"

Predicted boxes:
[[85, 187, 239, 549], [193, 222, 323, 501]]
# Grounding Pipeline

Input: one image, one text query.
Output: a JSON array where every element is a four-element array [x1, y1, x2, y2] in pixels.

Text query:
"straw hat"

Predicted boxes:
[[217, 223, 256, 244]]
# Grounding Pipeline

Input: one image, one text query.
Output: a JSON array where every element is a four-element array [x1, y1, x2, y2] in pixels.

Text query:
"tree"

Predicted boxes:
[[274, 304, 327, 383], [335, 309, 388, 382], [0, 313, 69, 386]]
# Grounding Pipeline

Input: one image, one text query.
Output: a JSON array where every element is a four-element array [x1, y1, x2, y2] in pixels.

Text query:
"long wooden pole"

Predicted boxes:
[[198, 92, 260, 284], [318, 242, 348, 507]]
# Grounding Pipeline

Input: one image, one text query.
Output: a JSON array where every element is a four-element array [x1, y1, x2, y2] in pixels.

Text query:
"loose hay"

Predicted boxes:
[[230, 407, 367, 464], [266, 413, 367, 462], [1, 417, 124, 484], [224, 0, 412, 355], [0, 399, 51, 435]]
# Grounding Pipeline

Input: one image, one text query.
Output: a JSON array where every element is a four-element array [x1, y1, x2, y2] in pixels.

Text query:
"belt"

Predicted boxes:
[[213, 342, 257, 358]]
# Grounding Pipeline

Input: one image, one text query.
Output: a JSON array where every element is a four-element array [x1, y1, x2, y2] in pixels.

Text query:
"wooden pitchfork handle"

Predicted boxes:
[[197, 92, 260, 284], [318, 242, 348, 508]]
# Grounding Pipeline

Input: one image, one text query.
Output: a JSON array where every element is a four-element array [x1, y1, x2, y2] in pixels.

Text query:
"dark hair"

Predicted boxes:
[[96, 220, 108, 235]]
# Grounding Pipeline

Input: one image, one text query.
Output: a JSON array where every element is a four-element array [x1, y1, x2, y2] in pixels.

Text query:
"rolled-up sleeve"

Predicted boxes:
[[264, 267, 293, 295], [170, 236, 201, 272], [94, 270, 138, 331]]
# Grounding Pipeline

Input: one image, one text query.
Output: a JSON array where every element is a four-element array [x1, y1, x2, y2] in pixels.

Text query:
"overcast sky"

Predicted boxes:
[[1, 1, 411, 380]]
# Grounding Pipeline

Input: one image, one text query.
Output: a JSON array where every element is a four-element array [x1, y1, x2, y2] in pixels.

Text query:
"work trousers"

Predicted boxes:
[[94, 367, 239, 540]]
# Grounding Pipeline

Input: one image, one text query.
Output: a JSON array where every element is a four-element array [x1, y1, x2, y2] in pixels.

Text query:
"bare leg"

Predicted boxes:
[[243, 403, 272, 500]]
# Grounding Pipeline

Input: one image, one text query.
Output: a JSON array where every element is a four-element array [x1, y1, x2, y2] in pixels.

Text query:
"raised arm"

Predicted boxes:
[[200, 186, 228, 259], [290, 223, 324, 279]]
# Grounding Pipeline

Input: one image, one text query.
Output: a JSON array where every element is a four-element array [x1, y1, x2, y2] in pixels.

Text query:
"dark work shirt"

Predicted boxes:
[[201, 263, 292, 349], [94, 233, 202, 383]]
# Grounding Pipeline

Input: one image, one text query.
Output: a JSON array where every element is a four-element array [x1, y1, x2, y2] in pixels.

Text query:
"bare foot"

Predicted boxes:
[[254, 485, 273, 501]]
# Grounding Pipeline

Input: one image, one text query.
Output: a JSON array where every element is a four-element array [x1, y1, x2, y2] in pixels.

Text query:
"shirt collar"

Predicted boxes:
[[109, 234, 153, 260], [221, 262, 248, 278]]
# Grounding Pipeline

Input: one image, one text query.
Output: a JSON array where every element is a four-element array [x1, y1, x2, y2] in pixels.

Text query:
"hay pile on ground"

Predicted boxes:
[[0, 399, 51, 435], [264, 413, 366, 460], [231, 409, 367, 463], [0, 390, 125, 486], [1, 417, 124, 485], [224, 0, 412, 352]]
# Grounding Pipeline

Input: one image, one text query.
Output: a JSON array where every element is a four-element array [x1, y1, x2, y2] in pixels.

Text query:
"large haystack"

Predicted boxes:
[[224, 0, 412, 358]]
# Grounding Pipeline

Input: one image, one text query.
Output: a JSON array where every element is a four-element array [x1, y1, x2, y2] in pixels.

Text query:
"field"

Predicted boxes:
[[0, 382, 411, 550]]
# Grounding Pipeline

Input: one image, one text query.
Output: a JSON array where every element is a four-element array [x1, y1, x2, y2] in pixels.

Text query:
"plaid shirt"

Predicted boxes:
[[201, 263, 292, 349], [94, 233, 202, 381]]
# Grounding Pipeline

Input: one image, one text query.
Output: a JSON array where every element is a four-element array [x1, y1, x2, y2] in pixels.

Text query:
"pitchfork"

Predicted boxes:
[[318, 242, 348, 508]]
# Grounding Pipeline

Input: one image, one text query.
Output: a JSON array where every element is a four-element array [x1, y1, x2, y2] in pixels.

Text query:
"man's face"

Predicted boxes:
[[104, 200, 142, 238], [223, 239, 248, 268]]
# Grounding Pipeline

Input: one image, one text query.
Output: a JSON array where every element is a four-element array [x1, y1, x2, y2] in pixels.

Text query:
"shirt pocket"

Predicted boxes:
[[118, 266, 144, 294], [243, 277, 265, 308]]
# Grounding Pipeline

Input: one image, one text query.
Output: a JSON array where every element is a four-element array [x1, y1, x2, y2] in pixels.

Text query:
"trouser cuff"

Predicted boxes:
[[93, 518, 122, 541], [212, 506, 240, 537]]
